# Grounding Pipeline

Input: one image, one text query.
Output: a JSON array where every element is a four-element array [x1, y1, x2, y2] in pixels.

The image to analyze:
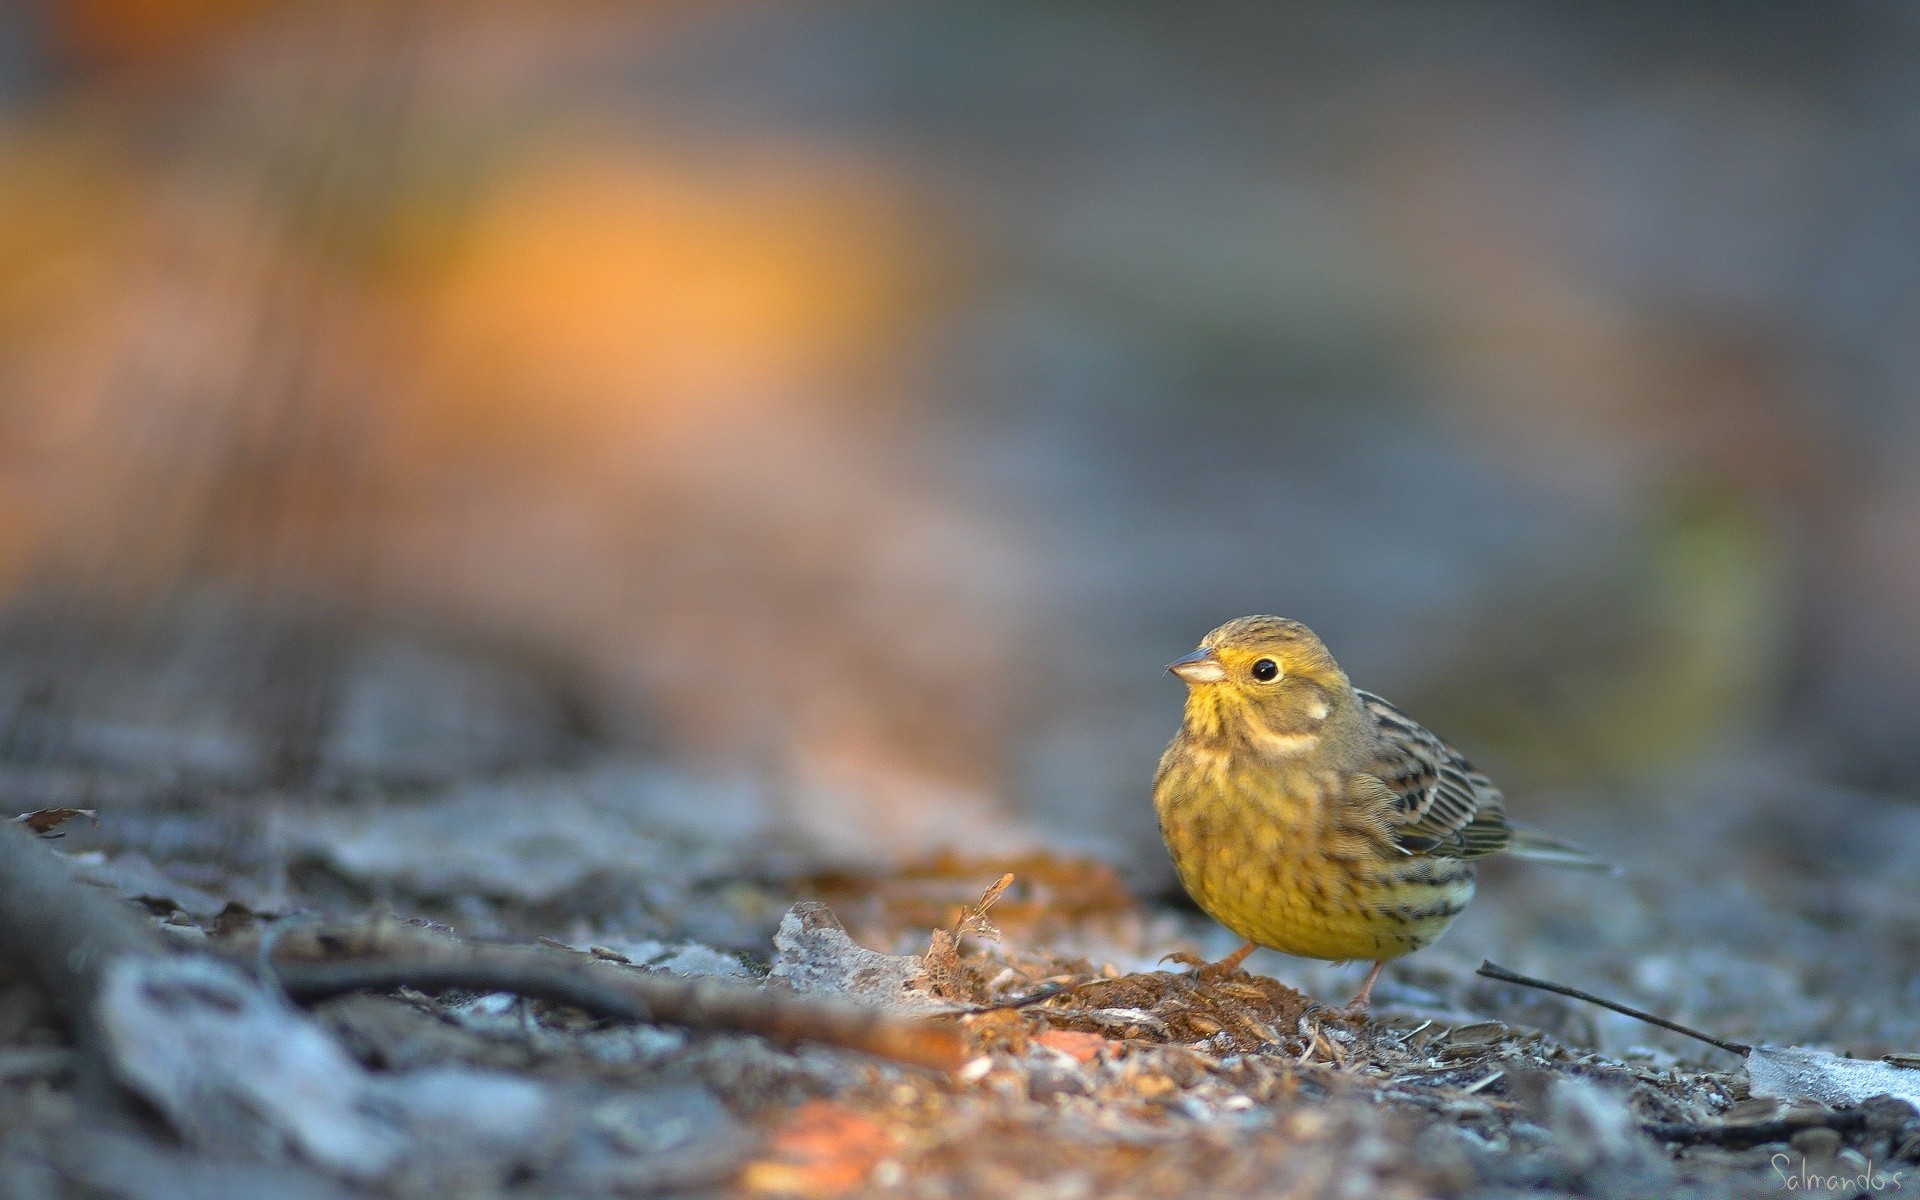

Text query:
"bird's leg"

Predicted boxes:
[[1198, 940, 1259, 979], [1208, 941, 1257, 977], [1161, 941, 1257, 982], [1344, 960, 1387, 1010], [1302, 961, 1387, 1041]]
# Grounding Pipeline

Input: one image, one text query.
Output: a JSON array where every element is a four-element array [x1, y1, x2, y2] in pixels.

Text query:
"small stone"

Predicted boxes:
[[1858, 1094, 1920, 1133], [1788, 1126, 1842, 1159], [1718, 1096, 1785, 1125]]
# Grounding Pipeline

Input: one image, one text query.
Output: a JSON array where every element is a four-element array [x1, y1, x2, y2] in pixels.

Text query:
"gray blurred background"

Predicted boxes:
[[0, 0, 1916, 1047]]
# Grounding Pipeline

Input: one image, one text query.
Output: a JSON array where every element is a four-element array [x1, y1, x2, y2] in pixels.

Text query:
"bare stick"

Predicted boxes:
[[1476, 960, 1752, 1057], [958, 983, 1075, 1015], [256, 921, 968, 1071], [1642, 1109, 1865, 1148], [0, 823, 966, 1072]]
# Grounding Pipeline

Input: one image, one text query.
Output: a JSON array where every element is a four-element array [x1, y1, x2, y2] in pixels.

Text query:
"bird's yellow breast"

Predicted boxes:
[[1152, 745, 1474, 962]]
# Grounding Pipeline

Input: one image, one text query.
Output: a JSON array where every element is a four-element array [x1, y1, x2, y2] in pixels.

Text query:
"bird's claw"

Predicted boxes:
[[1159, 948, 1254, 984]]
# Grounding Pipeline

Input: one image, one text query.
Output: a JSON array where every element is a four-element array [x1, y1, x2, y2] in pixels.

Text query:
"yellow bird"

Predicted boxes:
[[1153, 615, 1607, 1009]]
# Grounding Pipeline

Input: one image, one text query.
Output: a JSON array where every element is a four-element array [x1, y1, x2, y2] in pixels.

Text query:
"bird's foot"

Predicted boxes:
[[1341, 960, 1386, 1014], [1299, 961, 1386, 1031], [1305, 999, 1371, 1028], [1159, 940, 1257, 984]]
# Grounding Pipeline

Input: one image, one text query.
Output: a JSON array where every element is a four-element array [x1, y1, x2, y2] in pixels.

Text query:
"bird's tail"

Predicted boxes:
[[1503, 823, 1619, 873]]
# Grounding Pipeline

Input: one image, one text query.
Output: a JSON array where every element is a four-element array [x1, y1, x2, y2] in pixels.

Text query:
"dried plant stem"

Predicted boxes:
[[1642, 1110, 1868, 1148], [0, 824, 963, 1073], [260, 921, 967, 1071], [1476, 960, 1752, 1056]]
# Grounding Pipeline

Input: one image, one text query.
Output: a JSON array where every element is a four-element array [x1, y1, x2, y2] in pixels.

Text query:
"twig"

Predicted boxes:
[[0, 819, 966, 1072], [1642, 1109, 1866, 1148], [960, 983, 1075, 1015], [255, 920, 967, 1071], [1476, 960, 1752, 1056], [1459, 1068, 1505, 1094]]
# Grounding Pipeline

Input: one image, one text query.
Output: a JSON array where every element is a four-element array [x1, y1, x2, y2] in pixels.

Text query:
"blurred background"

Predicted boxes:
[[1, 0, 1918, 1042]]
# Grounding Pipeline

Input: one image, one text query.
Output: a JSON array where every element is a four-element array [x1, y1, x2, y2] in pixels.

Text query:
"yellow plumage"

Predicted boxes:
[[1153, 615, 1605, 1006]]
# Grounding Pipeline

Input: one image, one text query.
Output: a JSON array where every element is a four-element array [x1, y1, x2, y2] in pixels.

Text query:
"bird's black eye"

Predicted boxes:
[[1251, 658, 1279, 681]]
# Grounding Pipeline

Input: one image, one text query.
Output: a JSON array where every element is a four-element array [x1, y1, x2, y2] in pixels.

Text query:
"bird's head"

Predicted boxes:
[[1167, 615, 1355, 752]]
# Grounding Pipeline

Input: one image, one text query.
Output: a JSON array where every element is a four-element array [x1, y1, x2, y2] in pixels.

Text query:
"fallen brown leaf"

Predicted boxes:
[[12, 808, 95, 837], [806, 851, 1138, 940], [740, 1100, 893, 1199], [1034, 1029, 1115, 1063]]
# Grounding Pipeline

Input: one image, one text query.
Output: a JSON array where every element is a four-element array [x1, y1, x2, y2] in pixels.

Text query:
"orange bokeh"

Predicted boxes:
[[402, 142, 932, 470]]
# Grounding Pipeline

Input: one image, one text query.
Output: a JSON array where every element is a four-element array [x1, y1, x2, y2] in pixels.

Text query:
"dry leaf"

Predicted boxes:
[[741, 1100, 892, 1199], [67, 852, 230, 917], [1034, 1029, 1116, 1064], [1746, 1044, 1920, 1108], [768, 901, 947, 1012], [12, 808, 94, 837]]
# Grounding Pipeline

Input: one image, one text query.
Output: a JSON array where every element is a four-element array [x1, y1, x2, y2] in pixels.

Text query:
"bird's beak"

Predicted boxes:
[[1167, 647, 1226, 685]]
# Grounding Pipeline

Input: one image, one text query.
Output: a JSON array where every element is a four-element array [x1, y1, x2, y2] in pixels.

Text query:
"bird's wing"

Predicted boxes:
[[1351, 690, 1511, 859]]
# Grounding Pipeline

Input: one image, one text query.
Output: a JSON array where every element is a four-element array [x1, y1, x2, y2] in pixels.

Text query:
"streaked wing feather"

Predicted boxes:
[[1354, 690, 1510, 859]]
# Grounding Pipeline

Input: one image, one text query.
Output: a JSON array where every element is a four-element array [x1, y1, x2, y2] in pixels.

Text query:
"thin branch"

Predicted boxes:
[[0, 816, 965, 1073], [1642, 1109, 1866, 1148], [957, 983, 1075, 1015], [1476, 960, 1752, 1057], [255, 921, 967, 1071]]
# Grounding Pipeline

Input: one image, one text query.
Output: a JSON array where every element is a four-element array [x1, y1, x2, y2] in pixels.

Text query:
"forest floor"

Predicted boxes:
[[0, 629, 1917, 1200]]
